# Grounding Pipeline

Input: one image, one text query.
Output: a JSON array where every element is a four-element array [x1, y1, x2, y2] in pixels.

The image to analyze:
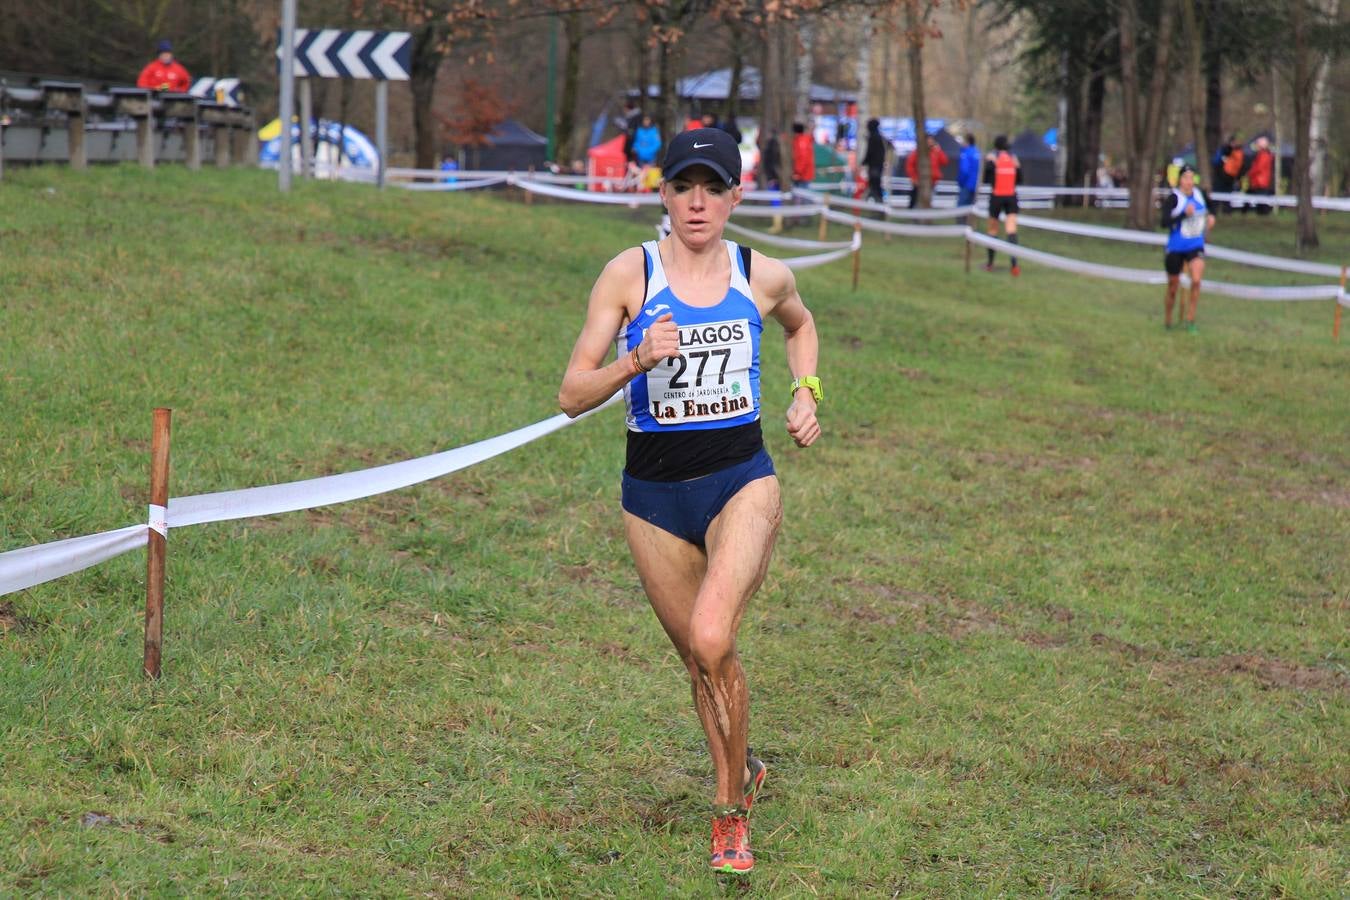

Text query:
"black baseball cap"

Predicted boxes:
[[662, 128, 741, 186]]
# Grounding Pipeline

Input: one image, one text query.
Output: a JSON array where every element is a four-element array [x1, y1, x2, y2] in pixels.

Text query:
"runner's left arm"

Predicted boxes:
[[753, 252, 820, 448]]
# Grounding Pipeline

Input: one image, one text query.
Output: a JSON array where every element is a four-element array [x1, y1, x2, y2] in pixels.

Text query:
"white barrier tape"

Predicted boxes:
[[392, 176, 508, 192], [1209, 191, 1350, 212], [654, 218, 857, 269], [526, 173, 627, 186], [822, 208, 967, 238], [0, 397, 620, 598], [964, 230, 1342, 301], [884, 202, 978, 220], [724, 220, 854, 251], [733, 203, 825, 218], [148, 504, 167, 538], [387, 167, 516, 180], [781, 231, 861, 271], [0, 525, 149, 597], [515, 178, 664, 206], [1014, 215, 1346, 278], [166, 396, 619, 528], [741, 190, 797, 203]]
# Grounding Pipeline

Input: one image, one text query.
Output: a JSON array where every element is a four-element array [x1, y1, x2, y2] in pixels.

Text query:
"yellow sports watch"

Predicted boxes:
[[790, 375, 823, 403]]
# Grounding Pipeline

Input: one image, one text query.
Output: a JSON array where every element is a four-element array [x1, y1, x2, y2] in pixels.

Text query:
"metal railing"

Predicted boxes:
[[0, 75, 257, 178]]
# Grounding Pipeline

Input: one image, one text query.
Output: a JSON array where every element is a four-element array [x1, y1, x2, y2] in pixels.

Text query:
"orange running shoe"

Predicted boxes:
[[709, 808, 753, 874], [743, 749, 766, 812], [1011, 264, 1021, 277]]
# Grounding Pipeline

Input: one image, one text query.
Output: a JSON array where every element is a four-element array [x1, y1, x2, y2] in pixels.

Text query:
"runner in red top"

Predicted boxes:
[[904, 134, 949, 209], [791, 123, 815, 187], [982, 135, 1022, 275], [136, 40, 191, 93]]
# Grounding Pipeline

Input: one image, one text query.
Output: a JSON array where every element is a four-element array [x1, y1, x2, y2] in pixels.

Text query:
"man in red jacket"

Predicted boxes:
[[136, 40, 191, 93], [904, 134, 949, 209], [791, 122, 815, 187], [1246, 135, 1275, 216]]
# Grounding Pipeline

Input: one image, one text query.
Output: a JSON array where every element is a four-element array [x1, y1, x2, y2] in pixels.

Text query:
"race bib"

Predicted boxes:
[[643, 318, 754, 424], [1180, 212, 1206, 239]]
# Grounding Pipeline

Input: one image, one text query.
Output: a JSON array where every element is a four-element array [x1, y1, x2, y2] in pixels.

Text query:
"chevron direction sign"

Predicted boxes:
[[189, 77, 243, 106], [278, 29, 412, 81]]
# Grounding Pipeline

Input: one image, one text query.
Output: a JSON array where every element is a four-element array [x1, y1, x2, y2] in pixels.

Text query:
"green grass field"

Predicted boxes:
[[2, 166, 1346, 897]]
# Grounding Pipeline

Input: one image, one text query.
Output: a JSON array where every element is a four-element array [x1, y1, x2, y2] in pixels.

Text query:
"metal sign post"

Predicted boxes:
[[277, 0, 297, 192]]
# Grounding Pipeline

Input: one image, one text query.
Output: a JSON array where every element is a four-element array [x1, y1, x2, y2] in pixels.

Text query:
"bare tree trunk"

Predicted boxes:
[[657, 37, 679, 150], [905, 3, 930, 208], [855, 15, 872, 141], [764, 18, 794, 183], [1203, 0, 1223, 160], [634, 12, 651, 113], [409, 22, 446, 171], [1062, 52, 1086, 202], [1119, 0, 1177, 230], [1308, 0, 1339, 198], [1179, 0, 1209, 192], [1084, 67, 1106, 189], [1291, 0, 1318, 251], [727, 18, 746, 122], [556, 10, 583, 165], [795, 22, 815, 122]]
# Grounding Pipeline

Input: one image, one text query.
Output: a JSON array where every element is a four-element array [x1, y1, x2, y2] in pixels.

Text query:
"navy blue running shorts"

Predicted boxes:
[[621, 448, 776, 547]]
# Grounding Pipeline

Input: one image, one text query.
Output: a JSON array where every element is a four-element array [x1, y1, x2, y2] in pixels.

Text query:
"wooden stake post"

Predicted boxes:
[[818, 195, 829, 241], [1336, 266, 1345, 342], [143, 407, 172, 679], [851, 222, 862, 291]]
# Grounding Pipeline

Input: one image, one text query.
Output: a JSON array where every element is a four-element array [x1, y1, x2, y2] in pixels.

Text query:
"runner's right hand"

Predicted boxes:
[[641, 313, 681, 367]]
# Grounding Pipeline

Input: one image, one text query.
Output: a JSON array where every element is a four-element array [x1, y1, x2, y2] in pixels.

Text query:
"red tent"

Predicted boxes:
[[587, 135, 627, 191]]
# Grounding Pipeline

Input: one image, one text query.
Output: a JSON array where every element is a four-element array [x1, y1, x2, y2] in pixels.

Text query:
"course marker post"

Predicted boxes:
[[964, 230, 972, 274], [143, 407, 172, 679], [1337, 266, 1346, 341], [525, 167, 534, 206], [851, 222, 862, 291], [818, 195, 829, 241]]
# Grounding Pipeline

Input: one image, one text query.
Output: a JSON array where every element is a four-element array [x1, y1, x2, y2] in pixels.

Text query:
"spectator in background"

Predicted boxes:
[[759, 128, 782, 190], [632, 115, 662, 167], [136, 39, 191, 93], [720, 114, 743, 145], [1247, 135, 1275, 215], [862, 118, 887, 203], [621, 99, 642, 165], [791, 122, 815, 187], [904, 133, 949, 209], [439, 156, 458, 184], [957, 133, 981, 208], [1215, 135, 1247, 213]]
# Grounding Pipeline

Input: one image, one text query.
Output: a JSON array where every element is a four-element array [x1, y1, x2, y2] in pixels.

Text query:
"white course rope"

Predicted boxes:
[[653, 216, 859, 269], [724, 220, 854, 251], [1014, 214, 1346, 278], [780, 231, 861, 270], [964, 230, 1346, 301], [733, 202, 825, 218], [392, 176, 509, 192], [0, 398, 619, 598], [822, 208, 967, 238], [516, 178, 663, 205]]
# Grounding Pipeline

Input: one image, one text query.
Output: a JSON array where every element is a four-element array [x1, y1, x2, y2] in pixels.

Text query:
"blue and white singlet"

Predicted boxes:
[[622, 240, 763, 433], [1165, 188, 1209, 254]]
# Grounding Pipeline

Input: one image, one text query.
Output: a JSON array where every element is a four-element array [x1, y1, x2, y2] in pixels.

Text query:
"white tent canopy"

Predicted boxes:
[[633, 67, 855, 104]]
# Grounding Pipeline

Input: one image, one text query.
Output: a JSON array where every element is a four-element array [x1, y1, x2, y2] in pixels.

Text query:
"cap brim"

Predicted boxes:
[[662, 158, 737, 186]]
